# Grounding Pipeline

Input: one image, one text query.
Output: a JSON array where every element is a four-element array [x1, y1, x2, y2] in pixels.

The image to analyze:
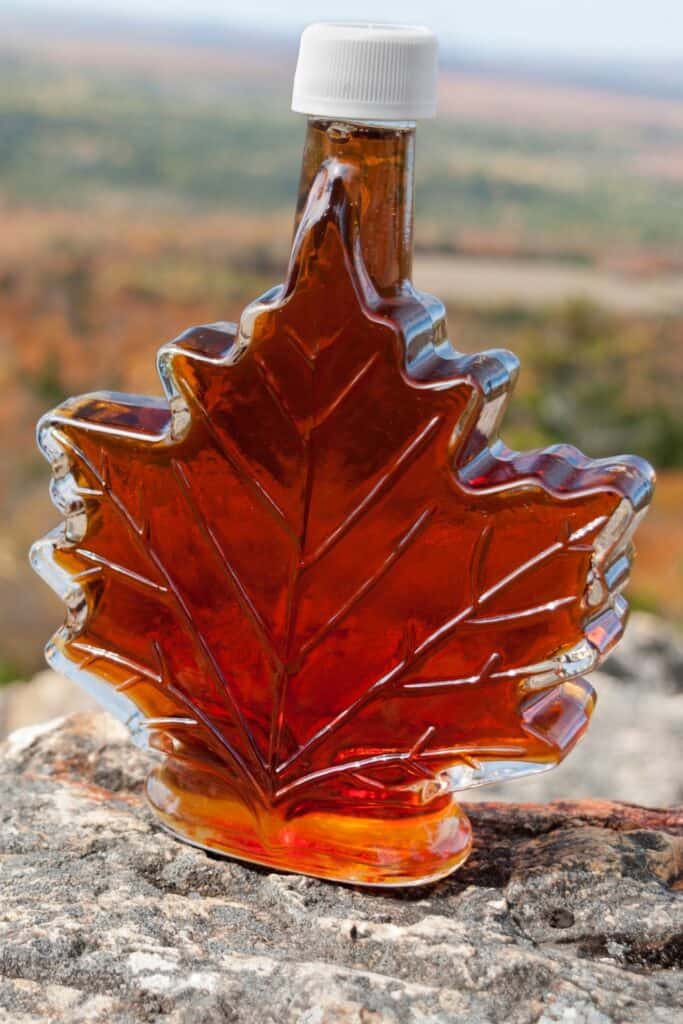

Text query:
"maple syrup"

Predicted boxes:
[[32, 23, 654, 885]]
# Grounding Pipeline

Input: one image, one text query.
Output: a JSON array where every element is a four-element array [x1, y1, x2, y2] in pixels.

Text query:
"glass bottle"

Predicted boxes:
[[31, 23, 654, 886]]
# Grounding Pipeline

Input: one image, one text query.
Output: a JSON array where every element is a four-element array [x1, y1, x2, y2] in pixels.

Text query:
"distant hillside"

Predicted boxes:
[[2, 6, 683, 264], [4, 4, 683, 99]]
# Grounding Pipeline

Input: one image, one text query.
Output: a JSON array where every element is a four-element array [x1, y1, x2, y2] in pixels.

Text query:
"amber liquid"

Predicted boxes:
[[38, 119, 653, 885]]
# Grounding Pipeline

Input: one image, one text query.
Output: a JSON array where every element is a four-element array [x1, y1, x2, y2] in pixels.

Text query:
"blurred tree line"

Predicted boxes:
[[453, 299, 683, 468]]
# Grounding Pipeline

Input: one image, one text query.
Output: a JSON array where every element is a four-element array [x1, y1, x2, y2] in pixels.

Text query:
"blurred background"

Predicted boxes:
[[0, 1, 681, 802]]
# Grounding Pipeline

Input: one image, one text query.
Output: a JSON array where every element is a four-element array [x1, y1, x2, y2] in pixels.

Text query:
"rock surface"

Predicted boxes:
[[466, 669, 683, 806], [0, 713, 681, 1024], [0, 669, 98, 738]]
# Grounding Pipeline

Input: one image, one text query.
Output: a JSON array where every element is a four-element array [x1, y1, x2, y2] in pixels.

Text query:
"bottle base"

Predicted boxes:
[[146, 763, 473, 887]]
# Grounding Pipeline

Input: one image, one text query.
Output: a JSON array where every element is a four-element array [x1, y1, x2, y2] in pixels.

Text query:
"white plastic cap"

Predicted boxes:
[[291, 22, 438, 121]]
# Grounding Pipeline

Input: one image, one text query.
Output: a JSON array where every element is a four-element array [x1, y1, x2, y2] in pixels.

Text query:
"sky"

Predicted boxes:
[[6, 0, 683, 61]]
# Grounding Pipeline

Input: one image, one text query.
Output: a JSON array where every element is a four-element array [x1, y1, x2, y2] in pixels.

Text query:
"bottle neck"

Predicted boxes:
[[294, 117, 416, 297]]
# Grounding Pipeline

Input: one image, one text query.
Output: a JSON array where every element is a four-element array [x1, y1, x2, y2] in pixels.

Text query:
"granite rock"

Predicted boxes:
[[603, 612, 683, 694], [0, 713, 681, 1024], [465, 669, 683, 806], [0, 669, 98, 738]]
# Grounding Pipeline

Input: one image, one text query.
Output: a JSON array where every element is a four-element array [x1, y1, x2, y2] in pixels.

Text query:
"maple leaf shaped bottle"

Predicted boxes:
[[31, 22, 654, 886]]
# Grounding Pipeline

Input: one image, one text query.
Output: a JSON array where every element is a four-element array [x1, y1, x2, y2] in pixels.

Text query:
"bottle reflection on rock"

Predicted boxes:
[[31, 23, 654, 885]]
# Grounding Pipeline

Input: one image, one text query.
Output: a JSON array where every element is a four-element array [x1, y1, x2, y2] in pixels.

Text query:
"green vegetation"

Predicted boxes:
[[0, 660, 22, 687], [451, 300, 683, 467]]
